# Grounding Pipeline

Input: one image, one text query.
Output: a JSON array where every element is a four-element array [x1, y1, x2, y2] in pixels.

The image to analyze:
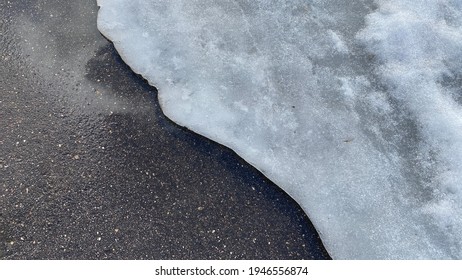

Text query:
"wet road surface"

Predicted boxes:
[[0, 0, 329, 259]]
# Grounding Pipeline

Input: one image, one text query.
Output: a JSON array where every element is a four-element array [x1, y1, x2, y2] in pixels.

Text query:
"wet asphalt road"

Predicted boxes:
[[0, 0, 329, 259]]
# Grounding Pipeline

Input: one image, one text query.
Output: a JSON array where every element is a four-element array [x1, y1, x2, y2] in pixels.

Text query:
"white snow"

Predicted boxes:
[[97, 0, 462, 259]]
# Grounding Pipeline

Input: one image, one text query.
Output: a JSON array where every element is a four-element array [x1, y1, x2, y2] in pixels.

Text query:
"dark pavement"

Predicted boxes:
[[0, 0, 329, 259]]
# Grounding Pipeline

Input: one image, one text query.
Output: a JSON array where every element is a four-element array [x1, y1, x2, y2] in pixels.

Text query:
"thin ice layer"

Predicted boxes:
[[96, 0, 462, 259], [358, 0, 462, 258]]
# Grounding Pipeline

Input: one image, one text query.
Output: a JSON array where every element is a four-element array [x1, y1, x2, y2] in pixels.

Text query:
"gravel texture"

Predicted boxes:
[[0, 0, 329, 259]]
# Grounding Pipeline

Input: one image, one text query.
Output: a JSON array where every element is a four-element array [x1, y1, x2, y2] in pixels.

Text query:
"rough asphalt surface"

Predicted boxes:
[[0, 0, 330, 259]]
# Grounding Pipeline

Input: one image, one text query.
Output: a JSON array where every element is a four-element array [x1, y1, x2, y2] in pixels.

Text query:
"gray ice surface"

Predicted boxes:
[[97, 0, 462, 259]]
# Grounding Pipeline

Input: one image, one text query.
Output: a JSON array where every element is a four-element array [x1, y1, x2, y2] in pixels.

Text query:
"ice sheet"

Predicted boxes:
[[97, 0, 462, 259]]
